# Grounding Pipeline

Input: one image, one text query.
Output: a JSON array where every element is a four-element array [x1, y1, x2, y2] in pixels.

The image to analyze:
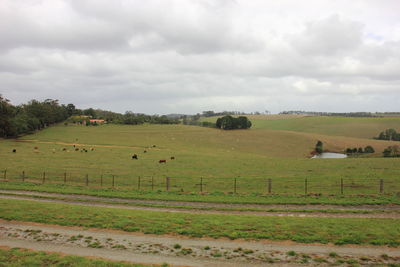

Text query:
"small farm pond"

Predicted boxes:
[[312, 152, 347, 159]]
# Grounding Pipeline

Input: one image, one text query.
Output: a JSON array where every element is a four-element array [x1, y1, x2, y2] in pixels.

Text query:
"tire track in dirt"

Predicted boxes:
[[0, 220, 399, 267], [0, 191, 399, 218]]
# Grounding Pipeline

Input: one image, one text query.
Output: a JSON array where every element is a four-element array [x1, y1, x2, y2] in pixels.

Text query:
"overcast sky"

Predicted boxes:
[[1, 0, 399, 114]]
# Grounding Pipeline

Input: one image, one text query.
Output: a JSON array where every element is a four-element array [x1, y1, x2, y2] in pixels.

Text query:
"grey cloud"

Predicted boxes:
[[1, 0, 400, 114]]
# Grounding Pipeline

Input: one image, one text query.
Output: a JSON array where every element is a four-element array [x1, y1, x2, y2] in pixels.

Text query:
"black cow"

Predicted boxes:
[[12, 149, 16, 153], [132, 154, 138, 159]]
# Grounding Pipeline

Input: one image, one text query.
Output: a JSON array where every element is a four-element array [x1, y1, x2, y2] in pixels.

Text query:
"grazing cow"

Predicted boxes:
[[159, 159, 166, 163], [170, 156, 175, 160], [62, 148, 67, 151], [143, 150, 147, 153], [12, 149, 16, 153], [73, 145, 76, 148], [34, 146, 38, 150], [153, 145, 156, 148], [91, 148, 95, 151], [132, 154, 138, 159], [75, 148, 79, 151], [84, 149, 88, 153]]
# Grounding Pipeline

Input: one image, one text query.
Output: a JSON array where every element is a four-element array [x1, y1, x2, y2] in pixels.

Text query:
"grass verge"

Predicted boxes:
[[1, 182, 400, 205], [0, 247, 158, 267], [0, 198, 399, 246]]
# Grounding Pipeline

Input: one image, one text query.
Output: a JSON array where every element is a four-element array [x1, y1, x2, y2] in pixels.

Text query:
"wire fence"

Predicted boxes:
[[1, 168, 399, 195]]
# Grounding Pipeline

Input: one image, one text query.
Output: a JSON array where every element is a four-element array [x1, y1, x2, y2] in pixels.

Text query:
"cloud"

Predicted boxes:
[[0, 0, 399, 114]]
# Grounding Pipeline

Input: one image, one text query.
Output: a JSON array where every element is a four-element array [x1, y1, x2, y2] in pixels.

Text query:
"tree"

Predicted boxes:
[[216, 115, 252, 130], [315, 141, 323, 154], [0, 95, 15, 137], [383, 145, 400, 157], [364, 146, 375, 153], [357, 147, 364, 154], [66, 104, 76, 116], [83, 108, 96, 118]]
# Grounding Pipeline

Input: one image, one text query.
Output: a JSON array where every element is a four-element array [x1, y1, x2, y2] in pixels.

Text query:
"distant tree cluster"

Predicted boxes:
[[216, 115, 252, 130], [383, 145, 400, 157], [1, 95, 69, 137], [375, 129, 400, 141], [345, 146, 375, 155]]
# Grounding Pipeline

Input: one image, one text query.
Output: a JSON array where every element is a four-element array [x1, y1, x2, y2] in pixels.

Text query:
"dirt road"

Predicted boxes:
[[1, 220, 399, 267]]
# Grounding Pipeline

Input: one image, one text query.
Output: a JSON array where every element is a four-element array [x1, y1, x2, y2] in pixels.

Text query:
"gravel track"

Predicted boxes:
[[1, 220, 399, 267], [0, 190, 399, 218]]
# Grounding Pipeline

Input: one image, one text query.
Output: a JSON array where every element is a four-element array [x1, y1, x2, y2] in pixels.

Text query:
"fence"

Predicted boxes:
[[1, 168, 399, 195]]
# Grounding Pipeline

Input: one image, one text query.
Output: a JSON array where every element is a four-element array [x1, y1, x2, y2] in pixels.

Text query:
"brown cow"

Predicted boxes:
[[159, 159, 166, 163], [170, 156, 175, 160]]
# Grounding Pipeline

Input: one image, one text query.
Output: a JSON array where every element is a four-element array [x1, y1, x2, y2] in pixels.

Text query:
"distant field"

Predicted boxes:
[[0, 120, 399, 196], [203, 115, 400, 139]]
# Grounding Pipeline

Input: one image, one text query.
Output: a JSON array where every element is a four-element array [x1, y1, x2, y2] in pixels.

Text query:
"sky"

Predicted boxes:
[[1, 0, 400, 114]]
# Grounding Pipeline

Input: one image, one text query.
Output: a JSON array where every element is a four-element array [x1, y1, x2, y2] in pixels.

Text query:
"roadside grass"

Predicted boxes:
[[1, 182, 400, 205], [0, 198, 399, 246], [0, 247, 154, 267], [2, 190, 397, 214]]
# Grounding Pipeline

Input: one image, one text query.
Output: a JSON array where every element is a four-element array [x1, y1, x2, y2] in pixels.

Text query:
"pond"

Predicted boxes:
[[312, 152, 347, 159]]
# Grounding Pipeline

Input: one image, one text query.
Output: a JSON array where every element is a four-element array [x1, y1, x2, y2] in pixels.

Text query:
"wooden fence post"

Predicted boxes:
[[233, 178, 237, 194], [340, 178, 344, 195], [137, 176, 141, 190], [42, 172, 46, 184], [64, 172, 67, 184], [112, 175, 115, 188], [380, 179, 384, 194], [3, 170, 6, 181], [85, 174, 89, 186], [305, 178, 308, 195], [151, 176, 154, 191], [166, 177, 170, 192], [268, 178, 272, 194], [22, 171, 25, 182], [100, 174, 103, 187], [200, 177, 203, 192]]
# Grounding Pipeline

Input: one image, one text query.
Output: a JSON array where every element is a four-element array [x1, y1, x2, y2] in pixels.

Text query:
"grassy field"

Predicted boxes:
[[0, 198, 399, 246], [202, 115, 400, 138], [0, 247, 153, 267], [1, 182, 400, 205], [1, 120, 400, 196]]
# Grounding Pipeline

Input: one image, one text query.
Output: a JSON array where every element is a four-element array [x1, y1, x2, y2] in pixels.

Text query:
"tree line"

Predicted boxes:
[[0, 95, 180, 137], [374, 129, 400, 141], [0, 96, 69, 137]]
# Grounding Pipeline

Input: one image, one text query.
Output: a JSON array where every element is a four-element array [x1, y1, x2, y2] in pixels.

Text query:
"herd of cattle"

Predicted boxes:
[[12, 144, 175, 164]]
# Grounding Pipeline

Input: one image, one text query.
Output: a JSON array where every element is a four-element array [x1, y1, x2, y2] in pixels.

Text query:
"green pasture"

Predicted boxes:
[[1, 182, 399, 205], [203, 115, 400, 139], [0, 198, 399, 246], [1, 123, 400, 195]]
